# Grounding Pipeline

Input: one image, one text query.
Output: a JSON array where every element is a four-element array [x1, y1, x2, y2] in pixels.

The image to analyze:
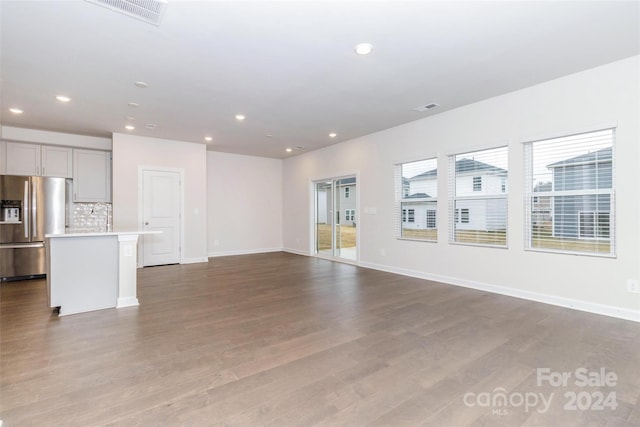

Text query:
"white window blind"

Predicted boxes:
[[449, 146, 508, 246], [524, 128, 614, 256], [395, 158, 438, 241]]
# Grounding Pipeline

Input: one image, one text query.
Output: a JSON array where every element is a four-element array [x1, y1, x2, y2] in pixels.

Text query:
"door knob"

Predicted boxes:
[[145, 222, 149, 226]]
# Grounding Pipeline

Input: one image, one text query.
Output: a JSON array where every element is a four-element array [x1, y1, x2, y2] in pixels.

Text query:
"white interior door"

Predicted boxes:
[[142, 169, 181, 266]]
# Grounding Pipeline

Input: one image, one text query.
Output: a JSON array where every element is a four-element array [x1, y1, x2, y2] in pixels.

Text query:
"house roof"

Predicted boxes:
[[547, 147, 612, 168], [405, 192, 431, 199], [410, 158, 506, 180]]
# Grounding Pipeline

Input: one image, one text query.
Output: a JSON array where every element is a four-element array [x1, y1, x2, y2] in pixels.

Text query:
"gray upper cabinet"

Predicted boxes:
[[2, 141, 73, 178], [41, 145, 73, 178], [4, 141, 41, 176], [73, 149, 111, 202]]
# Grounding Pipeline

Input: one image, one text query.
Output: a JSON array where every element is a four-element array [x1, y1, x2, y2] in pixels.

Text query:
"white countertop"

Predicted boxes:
[[46, 229, 162, 238]]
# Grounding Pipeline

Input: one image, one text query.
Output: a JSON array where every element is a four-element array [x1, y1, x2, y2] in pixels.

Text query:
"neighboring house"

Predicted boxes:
[[532, 181, 552, 226], [547, 147, 612, 239], [402, 167, 437, 230], [403, 158, 507, 231], [317, 177, 356, 227]]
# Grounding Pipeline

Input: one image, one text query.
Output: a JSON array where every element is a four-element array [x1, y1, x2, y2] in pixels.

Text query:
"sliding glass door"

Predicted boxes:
[[315, 176, 357, 261]]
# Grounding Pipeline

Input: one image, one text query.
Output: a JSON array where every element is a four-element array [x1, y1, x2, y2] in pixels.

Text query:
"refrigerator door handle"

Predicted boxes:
[[0, 243, 44, 249], [32, 180, 37, 236], [24, 180, 29, 239]]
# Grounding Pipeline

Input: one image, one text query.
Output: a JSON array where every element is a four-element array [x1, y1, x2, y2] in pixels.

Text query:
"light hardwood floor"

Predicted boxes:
[[1, 252, 639, 426]]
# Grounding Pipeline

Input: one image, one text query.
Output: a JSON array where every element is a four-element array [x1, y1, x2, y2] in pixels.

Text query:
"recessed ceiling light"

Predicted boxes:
[[126, 116, 136, 121], [266, 134, 273, 138], [329, 133, 337, 138], [128, 102, 140, 108], [9, 107, 23, 114], [134, 81, 148, 88], [56, 95, 71, 102], [145, 123, 156, 129], [295, 146, 304, 150], [286, 148, 293, 153], [204, 136, 213, 142], [235, 114, 246, 121], [354, 43, 373, 55], [125, 125, 135, 130]]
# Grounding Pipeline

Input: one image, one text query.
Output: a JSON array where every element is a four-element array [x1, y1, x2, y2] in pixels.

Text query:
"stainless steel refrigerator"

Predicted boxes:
[[1, 175, 66, 281]]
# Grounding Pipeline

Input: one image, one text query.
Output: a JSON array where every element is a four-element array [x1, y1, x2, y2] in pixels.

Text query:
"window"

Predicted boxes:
[[396, 158, 438, 241], [460, 208, 469, 224], [473, 176, 482, 191], [344, 187, 350, 198], [426, 210, 436, 229], [344, 209, 356, 222], [449, 146, 508, 246], [524, 128, 614, 256], [454, 208, 470, 224]]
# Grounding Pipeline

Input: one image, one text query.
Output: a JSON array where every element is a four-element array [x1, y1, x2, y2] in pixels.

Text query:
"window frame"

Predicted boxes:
[[523, 127, 615, 257], [448, 145, 509, 248], [395, 157, 438, 242]]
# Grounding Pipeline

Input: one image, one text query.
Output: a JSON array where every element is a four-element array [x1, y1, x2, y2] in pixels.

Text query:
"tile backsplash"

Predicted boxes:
[[69, 202, 112, 232]]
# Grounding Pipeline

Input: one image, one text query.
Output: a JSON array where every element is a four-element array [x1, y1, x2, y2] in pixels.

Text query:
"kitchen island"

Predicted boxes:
[[45, 230, 161, 316]]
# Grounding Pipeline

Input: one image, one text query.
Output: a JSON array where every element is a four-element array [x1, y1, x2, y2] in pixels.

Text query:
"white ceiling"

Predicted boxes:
[[1, 1, 638, 158]]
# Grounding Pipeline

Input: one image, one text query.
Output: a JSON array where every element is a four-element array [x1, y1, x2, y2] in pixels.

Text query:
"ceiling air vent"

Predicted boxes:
[[413, 103, 440, 112], [86, 0, 168, 26]]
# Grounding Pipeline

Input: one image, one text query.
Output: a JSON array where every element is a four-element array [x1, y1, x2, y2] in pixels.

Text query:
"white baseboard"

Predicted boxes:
[[282, 247, 310, 256], [359, 261, 640, 323], [116, 296, 139, 308], [181, 257, 209, 264]]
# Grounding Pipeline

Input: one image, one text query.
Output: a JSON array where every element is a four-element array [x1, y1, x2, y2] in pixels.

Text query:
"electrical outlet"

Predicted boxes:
[[214, 239, 219, 247], [627, 279, 640, 294]]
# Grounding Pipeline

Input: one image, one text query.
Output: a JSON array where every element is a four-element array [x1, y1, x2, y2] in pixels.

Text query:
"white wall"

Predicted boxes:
[[1, 126, 112, 150], [207, 151, 283, 256], [282, 56, 640, 321], [112, 133, 208, 264]]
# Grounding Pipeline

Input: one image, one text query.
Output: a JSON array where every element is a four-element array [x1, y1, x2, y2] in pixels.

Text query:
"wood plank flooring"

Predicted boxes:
[[1, 252, 639, 426]]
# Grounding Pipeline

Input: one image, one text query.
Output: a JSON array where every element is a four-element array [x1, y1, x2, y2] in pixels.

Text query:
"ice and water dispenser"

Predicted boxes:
[[1, 200, 21, 223]]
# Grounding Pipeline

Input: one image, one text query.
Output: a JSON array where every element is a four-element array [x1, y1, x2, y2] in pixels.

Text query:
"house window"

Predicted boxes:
[[578, 211, 609, 239], [460, 208, 469, 224], [396, 158, 438, 241], [345, 187, 350, 198], [473, 176, 482, 191], [524, 128, 614, 256], [426, 210, 436, 229], [344, 209, 356, 222], [454, 208, 470, 224], [449, 146, 508, 246]]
